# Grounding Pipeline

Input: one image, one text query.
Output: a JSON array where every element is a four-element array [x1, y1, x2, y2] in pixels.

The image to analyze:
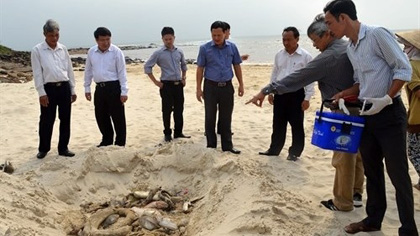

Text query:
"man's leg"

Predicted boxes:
[[331, 151, 358, 211], [287, 89, 305, 157], [173, 85, 185, 136], [94, 87, 114, 146], [57, 83, 72, 153], [38, 86, 57, 153], [268, 94, 288, 154], [203, 81, 218, 148], [160, 84, 174, 138], [219, 84, 234, 151]]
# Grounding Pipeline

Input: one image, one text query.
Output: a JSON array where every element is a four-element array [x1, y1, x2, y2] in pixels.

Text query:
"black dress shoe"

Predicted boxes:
[[164, 135, 172, 142], [174, 134, 191, 139], [59, 150, 75, 157], [37, 152, 48, 159], [258, 150, 279, 156], [224, 148, 241, 154], [287, 153, 298, 161]]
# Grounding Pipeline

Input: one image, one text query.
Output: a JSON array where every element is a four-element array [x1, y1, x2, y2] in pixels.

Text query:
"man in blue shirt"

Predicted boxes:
[[196, 21, 244, 154], [144, 27, 190, 142]]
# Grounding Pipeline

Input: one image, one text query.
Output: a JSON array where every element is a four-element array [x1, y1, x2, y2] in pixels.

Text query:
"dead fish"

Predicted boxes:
[[159, 217, 178, 230], [133, 191, 149, 199], [0, 161, 14, 174], [139, 215, 159, 230], [101, 213, 119, 229], [145, 200, 169, 209]]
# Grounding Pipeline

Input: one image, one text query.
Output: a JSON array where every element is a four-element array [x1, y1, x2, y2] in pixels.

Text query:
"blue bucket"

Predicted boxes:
[[311, 101, 365, 153]]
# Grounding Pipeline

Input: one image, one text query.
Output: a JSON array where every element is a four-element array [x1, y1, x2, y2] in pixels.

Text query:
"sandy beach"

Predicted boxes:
[[0, 64, 419, 235]]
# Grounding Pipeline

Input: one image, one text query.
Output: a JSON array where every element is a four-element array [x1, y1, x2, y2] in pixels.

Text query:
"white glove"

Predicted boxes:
[[338, 98, 350, 115], [360, 94, 393, 115]]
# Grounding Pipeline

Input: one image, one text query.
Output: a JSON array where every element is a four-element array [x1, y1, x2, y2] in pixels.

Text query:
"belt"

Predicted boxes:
[[96, 80, 119, 87], [162, 80, 182, 85], [205, 79, 231, 87], [45, 81, 68, 87]]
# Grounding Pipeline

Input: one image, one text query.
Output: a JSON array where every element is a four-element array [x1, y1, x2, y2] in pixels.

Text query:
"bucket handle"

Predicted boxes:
[[318, 99, 334, 123]]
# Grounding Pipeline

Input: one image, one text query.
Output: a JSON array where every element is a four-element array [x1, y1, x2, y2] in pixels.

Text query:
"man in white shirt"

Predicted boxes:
[[259, 27, 314, 161], [84, 27, 128, 147], [31, 19, 77, 159]]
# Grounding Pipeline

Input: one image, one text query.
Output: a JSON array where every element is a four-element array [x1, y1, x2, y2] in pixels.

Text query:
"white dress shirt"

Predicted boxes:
[[270, 46, 315, 100], [84, 44, 128, 96], [31, 41, 75, 96]]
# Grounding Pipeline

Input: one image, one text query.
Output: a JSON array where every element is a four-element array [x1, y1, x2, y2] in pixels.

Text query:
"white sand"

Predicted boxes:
[[0, 64, 418, 235]]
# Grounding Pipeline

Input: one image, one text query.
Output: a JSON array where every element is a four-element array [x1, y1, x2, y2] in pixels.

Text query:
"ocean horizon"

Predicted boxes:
[[71, 34, 319, 65]]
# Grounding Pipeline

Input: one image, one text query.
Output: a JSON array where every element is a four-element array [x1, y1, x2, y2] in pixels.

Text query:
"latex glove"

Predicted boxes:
[[338, 98, 350, 115], [360, 94, 392, 116]]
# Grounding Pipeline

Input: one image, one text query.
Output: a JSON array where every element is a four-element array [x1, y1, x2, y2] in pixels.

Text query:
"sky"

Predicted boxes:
[[0, 0, 419, 51]]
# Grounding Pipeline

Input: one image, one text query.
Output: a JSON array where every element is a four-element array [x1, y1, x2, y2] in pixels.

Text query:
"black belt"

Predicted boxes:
[[205, 79, 231, 87], [45, 81, 68, 87], [162, 80, 182, 85], [96, 80, 119, 87]]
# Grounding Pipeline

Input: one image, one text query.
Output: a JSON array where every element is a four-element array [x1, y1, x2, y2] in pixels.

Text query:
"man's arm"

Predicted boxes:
[[31, 47, 49, 107], [116, 49, 128, 103], [196, 66, 204, 102], [84, 51, 93, 101], [233, 64, 244, 97]]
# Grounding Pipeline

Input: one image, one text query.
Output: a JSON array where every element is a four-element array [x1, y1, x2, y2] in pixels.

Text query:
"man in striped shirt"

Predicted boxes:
[[324, 0, 418, 235]]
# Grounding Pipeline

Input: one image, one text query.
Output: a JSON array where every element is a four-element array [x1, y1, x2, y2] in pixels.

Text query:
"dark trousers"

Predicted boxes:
[[203, 80, 234, 151], [39, 81, 72, 153], [94, 81, 126, 146], [269, 89, 305, 156], [360, 97, 418, 236], [159, 82, 185, 136]]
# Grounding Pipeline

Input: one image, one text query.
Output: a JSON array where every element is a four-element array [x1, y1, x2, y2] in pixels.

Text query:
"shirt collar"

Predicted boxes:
[[282, 45, 303, 56], [162, 45, 178, 51], [41, 41, 63, 51], [351, 23, 367, 48], [94, 44, 114, 53], [210, 40, 230, 48]]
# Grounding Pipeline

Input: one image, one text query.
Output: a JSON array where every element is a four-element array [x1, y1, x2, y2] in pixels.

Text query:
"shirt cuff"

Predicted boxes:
[[261, 84, 272, 95]]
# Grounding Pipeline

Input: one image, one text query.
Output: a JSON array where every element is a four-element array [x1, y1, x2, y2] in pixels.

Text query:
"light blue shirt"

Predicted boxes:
[[196, 40, 242, 82], [144, 46, 187, 81], [347, 24, 412, 99]]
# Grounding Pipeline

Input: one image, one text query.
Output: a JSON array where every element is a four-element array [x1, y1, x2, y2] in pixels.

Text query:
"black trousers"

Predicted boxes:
[[203, 80, 234, 151], [94, 81, 126, 146], [269, 89, 305, 156], [39, 81, 72, 153], [360, 97, 418, 236], [159, 81, 185, 136]]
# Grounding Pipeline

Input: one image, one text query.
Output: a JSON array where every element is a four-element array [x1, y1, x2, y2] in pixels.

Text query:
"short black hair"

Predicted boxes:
[[283, 26, 300, 38], [324, 0, 358, 20], [210, 21, 226, 32], [224, 22, 231, 30], [161, 27, 174, 37], [94, 27, 112, 39]]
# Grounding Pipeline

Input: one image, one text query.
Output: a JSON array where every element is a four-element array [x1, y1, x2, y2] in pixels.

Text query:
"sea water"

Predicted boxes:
[[121, 34, 320, 65]]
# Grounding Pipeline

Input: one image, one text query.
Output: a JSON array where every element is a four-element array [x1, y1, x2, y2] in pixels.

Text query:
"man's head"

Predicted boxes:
[[161, 27, 175, 49], [282, 27, 299, 54], [43, 19, 60, 48], [94, 27, 112, 52], [210, 21, 227, 46], [307, 14, 334, 52], [323, 0, 357, 38]]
